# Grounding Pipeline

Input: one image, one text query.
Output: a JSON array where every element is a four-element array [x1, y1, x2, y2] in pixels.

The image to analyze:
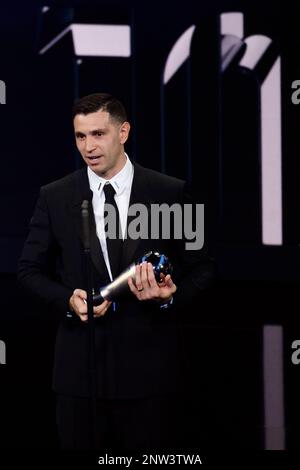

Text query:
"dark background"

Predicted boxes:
[[0, 0, 300, 452]]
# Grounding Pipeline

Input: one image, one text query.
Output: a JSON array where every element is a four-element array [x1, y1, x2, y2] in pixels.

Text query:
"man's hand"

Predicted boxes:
[[128, 262, 177, 303], [69, 289, 112, 322]]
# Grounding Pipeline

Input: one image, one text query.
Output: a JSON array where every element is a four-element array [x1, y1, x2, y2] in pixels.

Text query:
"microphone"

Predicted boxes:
[[81, 200, 90, 252], [93, 251, 172, 305]]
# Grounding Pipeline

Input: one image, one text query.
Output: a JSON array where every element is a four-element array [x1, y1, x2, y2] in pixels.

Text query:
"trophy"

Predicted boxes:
[[93, 251, 172, 305]]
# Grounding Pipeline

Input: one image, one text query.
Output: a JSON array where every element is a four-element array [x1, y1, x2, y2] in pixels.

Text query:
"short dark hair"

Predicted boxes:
[[72, 93, 127, 123]]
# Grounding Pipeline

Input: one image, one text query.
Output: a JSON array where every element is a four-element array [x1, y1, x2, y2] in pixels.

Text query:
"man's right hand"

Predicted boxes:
[[69, 289, 112, 322]]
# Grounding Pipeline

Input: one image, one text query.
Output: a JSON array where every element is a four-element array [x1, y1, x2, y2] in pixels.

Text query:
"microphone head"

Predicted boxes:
[[81, 199, 89, 210]]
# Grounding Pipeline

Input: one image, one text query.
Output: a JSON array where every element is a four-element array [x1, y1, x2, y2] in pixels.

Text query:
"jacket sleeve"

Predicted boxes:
[[18, 187, 73, 314]]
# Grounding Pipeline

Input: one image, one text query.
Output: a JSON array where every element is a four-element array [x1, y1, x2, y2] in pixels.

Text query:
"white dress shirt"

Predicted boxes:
[[87, 154, 134, 281]]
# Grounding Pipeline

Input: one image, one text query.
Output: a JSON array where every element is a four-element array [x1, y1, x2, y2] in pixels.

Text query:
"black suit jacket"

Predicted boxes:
[[18, 163, 214, 399]]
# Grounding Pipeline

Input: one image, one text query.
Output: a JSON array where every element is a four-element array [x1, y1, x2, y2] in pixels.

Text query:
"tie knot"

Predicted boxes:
[[103, 183, 116, 203]]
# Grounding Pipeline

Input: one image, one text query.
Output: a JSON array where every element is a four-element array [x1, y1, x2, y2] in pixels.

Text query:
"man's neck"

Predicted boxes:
[[98, 152, 127, 180]]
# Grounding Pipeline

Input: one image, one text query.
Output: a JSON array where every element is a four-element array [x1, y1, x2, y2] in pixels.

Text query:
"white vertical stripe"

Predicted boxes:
[[220, 12, 244, 39], [263, 325, 285, 449], [261, 58, 282, 245]]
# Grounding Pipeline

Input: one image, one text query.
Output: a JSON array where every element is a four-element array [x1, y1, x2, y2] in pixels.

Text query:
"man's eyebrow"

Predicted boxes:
[[75, 128, 107, 137], [91, 128, 107, 135]]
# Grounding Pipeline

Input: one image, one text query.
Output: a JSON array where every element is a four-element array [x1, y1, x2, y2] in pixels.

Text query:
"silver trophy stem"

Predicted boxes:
[[100, 263, 136, 300]]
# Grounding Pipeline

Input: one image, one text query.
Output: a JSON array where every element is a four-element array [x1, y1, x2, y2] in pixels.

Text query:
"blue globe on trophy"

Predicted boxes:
[[138, 251, 173, 283]]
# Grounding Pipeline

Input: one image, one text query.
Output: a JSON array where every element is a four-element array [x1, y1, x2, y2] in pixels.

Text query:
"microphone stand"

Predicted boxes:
[[81, 200, 98, 449]]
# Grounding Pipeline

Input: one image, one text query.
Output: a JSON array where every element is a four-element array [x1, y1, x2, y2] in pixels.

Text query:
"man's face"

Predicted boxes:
[[74, 109, 130, 178]]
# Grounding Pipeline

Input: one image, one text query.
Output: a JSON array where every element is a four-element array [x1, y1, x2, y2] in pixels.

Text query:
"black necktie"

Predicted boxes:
[[103, 183, 123, 279]]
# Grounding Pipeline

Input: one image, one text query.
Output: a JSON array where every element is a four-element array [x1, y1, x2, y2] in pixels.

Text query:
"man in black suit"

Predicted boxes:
[[18, 93, 213, 451]]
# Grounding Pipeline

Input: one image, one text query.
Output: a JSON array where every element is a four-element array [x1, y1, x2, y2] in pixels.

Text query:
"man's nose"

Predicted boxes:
[[85, 136, 97, 153]]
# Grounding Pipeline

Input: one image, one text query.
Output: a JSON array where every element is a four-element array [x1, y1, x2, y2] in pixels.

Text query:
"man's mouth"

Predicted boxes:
[[87, 155, 103, 162]]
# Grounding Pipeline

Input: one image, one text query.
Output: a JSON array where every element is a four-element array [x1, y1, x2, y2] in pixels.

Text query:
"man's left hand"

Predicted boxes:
[[128, 261, 177, 303]]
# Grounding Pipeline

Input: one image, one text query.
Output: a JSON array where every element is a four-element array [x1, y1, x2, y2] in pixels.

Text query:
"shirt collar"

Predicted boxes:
[[87, 153, 133, 196]]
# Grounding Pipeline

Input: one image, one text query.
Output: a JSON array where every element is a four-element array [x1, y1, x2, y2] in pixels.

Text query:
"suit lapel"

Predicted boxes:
[[69, 168, 110, 282]]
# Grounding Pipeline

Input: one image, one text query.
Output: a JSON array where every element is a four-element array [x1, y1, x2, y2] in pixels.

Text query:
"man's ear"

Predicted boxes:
[[119, 121, 130, 144]]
